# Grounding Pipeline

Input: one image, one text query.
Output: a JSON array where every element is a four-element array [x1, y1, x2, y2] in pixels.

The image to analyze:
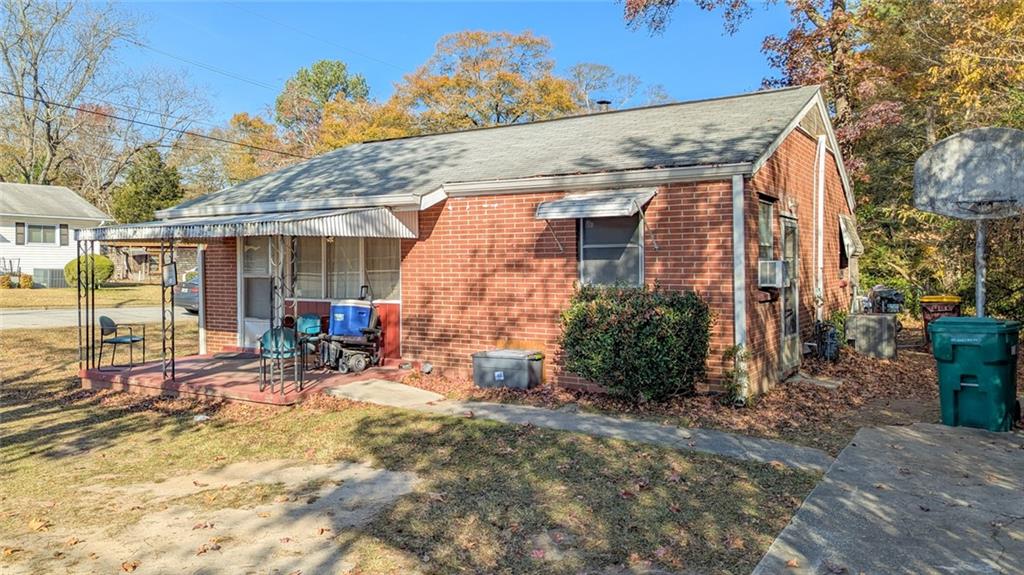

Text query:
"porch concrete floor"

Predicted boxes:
[[81, 354, 408, 405]]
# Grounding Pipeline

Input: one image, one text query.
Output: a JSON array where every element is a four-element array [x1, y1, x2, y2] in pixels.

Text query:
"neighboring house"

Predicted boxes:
[[79, 86, 862, 395], [0, 183, 109, 286]]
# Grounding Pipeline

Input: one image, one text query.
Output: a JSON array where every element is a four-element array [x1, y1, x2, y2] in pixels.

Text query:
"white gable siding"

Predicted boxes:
[[0, 215, 102, 279]]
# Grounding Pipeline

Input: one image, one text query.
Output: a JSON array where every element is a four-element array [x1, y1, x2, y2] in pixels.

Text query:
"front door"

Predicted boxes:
[[780, 217, 801, 373]]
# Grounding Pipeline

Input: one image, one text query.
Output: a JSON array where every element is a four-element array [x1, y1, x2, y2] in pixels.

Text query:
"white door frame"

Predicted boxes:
[[780, 216, 801, 374]]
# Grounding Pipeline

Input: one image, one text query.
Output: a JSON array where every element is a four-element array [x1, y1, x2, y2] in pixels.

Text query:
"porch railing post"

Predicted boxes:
[[160, 238, 176, 381], [77, 240, 84, 372]]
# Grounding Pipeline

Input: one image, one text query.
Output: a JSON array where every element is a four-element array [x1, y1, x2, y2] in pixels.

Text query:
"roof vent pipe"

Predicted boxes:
[[595, 99, 611, 112]]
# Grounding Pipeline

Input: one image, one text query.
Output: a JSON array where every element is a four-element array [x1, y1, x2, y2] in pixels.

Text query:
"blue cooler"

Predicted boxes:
[[329, 300, 373, 337]]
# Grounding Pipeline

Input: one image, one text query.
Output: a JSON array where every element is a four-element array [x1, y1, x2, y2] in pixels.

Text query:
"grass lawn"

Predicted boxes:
[[0, 283, 162, 310], [1, 326, 817, 574]]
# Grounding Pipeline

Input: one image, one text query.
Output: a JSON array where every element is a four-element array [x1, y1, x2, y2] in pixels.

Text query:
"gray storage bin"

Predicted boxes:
[[472, 349, 544, 389]]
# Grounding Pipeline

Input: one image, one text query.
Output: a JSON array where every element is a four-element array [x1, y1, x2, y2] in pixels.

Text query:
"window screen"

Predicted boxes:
[[365, 238, 400, 301], [27, 224, 56, 244], [293, 237, 323, 298], [758, 201, 774, 260], [242, 237, 271, 320], [579, 215, 642, 286], [328, 237, 361, 299]]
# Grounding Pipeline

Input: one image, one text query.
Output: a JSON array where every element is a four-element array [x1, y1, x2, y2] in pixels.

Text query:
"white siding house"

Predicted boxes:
[[0, 183, 109, 286]]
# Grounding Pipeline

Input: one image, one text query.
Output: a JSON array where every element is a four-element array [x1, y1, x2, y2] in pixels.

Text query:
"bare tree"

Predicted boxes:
[[567, 62, 647, 111], [0, 0, 208, 212]]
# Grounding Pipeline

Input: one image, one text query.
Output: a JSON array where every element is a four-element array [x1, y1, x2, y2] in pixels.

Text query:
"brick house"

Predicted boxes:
[[80, 86, 861, 396]]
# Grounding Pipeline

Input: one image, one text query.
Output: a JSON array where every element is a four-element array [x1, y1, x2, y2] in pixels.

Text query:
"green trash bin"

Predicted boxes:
[[928, 317, 1020, 432]]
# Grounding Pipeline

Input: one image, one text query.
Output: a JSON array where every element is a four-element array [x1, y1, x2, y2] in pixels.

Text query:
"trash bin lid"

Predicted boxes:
[[472, 349, 544, 360], [927, 316, 1021, 334], [920, 295, 962, 304]]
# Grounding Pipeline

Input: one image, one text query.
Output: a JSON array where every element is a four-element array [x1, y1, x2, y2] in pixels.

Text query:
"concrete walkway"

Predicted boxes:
[[326, 379, 834, 473], [0, 306, 195, 330], [753, 423, 1024, 574]]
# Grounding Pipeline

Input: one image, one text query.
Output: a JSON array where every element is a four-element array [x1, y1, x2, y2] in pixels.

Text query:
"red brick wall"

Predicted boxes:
[[745, 128, 854, 393], [400, 183, 735, 388], [203, 238, 237, 352]]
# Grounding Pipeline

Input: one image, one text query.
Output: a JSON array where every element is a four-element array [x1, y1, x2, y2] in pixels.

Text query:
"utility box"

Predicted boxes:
[[928, 317, 1020, 432], [472, 349, 544, 390], [847, 313, 898, 359]]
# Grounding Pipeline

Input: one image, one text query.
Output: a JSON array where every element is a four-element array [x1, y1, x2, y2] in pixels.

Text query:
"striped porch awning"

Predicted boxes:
[[76, 207, 418, 241]]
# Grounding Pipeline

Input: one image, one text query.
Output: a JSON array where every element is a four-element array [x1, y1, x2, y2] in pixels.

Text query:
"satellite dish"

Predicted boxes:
[[914, 127, 1024, 220]]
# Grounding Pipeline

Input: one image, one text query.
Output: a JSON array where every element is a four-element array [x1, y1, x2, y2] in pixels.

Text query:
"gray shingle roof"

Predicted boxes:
[[174, 86, 820, 213], [0, 183, 110, 220]]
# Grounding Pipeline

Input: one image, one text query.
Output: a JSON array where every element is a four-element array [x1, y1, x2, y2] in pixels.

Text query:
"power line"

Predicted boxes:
[[238, 6, 404, 71], [126, 39, 279, 91], [0, 89, 308, 159]]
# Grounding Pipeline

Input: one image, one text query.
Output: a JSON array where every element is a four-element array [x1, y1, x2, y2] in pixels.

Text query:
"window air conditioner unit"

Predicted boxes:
[[758, 260, 787, 288]]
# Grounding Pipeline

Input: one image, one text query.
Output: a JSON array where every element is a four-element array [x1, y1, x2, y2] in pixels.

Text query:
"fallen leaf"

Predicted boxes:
[[192, 522, 213, 530], [669, 503, 681, 513], [725, 535, 745, 550], [257, 512, 270, 518], [464, 410, 475, 418], [28, 517, 50, 532], [121, 560, 140, 572], [786, 558, 800, 568], [427, 492, 446, 503], [654, 546, 668, 558], [2, 548, 22, 557], [192, 480, 209, 487], [768, 460, 787, 471], [274, 495, 291, 503], [666, 472, 681, 483], [317, 527, 331, 536], [619, 490, 636, 500], [304, 447, 316, 460], [280, 537, 292, 543], [530, 548, 545, 559], [65, 536, 81, 546]]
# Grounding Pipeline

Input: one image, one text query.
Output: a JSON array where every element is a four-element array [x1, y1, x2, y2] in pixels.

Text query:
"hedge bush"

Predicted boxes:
[[64, 254, 114, 288], [18, 273, 33, 289], [559, 284, 712, 402], [0, 275, 11, 289]]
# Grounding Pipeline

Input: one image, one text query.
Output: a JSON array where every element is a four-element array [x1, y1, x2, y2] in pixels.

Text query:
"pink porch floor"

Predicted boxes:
[[80, 354, 409, 405]]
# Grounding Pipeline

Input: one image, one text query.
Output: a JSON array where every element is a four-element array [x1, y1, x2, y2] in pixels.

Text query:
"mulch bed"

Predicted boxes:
[[401, 333, 1022, 454]]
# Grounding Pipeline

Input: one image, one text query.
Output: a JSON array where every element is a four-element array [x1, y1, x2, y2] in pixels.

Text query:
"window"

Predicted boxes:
[[293, 237, 323, 298], [242, 237, 271, 320], [328, 237, 362, 299], [26, 224, 57, 244], [579, 215, 642, 286], [365, 238, 401, 301], [758, 200, 774, 261]]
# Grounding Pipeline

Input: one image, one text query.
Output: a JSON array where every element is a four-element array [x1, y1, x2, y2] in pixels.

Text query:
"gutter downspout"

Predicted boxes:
[[814, 135, 827, 322], [731, 174, 749, 401]]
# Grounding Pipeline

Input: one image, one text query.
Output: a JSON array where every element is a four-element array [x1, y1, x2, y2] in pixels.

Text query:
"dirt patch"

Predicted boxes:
[[5, 460, 419, 575]]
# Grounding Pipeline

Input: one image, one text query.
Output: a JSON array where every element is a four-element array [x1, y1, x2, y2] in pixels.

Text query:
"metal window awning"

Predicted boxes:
[[76, 207, 418, 241], [534, 188, 657, 220], [839, 214, 864, 257]]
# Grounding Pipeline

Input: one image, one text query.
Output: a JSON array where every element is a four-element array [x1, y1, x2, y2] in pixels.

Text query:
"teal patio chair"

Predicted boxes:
[[258, 327, 300, 394], [98, 316, 145, 371]]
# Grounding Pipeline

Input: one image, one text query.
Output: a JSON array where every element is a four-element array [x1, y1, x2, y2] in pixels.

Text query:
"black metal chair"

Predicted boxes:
[[98, 316, 145, 370]]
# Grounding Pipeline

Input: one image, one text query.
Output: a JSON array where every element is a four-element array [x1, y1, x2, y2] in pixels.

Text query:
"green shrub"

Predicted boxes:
[[0, 275, 11, 289], [829, 310, 849, 346], [18, 273, 33, 289], [64, 254, 114, 288], [559, 284, 712, 402]]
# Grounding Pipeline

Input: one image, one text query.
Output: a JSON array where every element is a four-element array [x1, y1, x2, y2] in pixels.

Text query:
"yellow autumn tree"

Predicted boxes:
[[220, 112, 299, 183], [317, 97, 418, 151], [395, 30, 579, 132]]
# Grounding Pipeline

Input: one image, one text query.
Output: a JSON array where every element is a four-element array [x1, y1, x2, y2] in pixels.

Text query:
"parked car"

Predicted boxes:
[[176, 277, 199, 314]]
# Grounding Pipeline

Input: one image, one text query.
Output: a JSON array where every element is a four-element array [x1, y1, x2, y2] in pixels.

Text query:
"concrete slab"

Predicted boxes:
[[753, 423, 1024, 575], [326, 380, 834, 473], [327, 378, 445, 407]]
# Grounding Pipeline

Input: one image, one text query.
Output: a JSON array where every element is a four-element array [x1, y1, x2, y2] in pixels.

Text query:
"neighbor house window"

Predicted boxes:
[[242, 236, 271, 320], [26, 224, 57, 244], [758, 200, 774, 261], [579, 215, 642, 286], [293, 237, 323, 298], [328, 237, 362, 299], [365, 238, 401, 300]]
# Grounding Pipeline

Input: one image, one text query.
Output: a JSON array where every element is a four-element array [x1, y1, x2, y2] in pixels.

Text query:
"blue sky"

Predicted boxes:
[[121, 1, 792, 124]]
